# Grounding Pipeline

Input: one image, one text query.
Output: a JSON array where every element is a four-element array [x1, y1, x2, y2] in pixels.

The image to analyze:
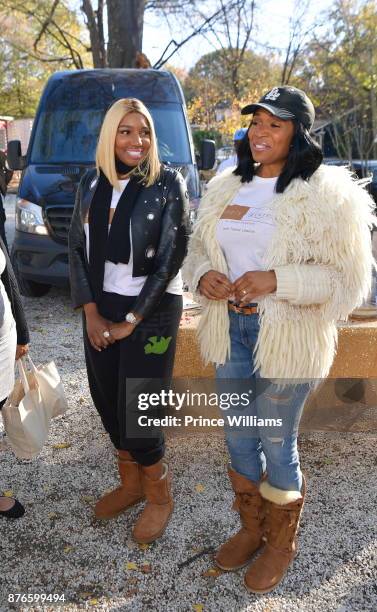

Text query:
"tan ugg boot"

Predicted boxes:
[[215, 467, 264, 571], [132, 462, 173, 544], [95, 452, 144, 520], [244, 476, 306, 594]]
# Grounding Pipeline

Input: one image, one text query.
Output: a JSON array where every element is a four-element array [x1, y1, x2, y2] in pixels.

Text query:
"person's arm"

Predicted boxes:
[[68, 173, 114, 351], [182, 226, 212, 298], [130, 170, 190, 320], [183, 175, 234, 300], [273, 177, 376, 318], [68, 173, 95, 309], [0, 237, 29, 346], [274, 264, 336, 304]]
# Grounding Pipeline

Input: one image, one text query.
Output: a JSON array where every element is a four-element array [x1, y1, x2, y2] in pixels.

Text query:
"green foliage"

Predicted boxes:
[[300, 0, 377, 159], [192, 129, 222, 151], [0, 0, 91, 117], [184, 48, 279, 105]]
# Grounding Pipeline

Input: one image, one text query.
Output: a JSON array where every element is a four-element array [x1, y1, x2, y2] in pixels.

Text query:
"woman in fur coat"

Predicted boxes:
[[183, 86, 375, 593]]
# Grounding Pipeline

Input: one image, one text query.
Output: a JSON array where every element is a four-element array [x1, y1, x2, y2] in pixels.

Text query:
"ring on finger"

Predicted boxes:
[[241, 289, 247, 296], [103, 330, 110, 338]]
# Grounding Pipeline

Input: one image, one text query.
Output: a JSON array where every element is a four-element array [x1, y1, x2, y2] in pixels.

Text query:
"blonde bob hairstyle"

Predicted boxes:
[[96, 98, 161, 190]]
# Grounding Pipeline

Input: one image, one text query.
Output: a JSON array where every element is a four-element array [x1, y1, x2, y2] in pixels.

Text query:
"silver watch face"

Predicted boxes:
[[126, 312, 137, 325]]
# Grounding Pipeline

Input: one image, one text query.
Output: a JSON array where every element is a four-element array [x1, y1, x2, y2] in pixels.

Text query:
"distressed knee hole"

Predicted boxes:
[[265, 392, 294, 403], [267, 437, 284, 444]]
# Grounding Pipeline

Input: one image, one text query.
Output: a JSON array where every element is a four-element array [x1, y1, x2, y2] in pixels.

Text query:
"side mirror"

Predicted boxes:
[[7, 140, 26, 171], [198, 139, 216, 170]]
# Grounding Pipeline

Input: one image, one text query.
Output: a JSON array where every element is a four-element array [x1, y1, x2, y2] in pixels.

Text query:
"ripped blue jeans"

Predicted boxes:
[[216, 310, 311, 492]]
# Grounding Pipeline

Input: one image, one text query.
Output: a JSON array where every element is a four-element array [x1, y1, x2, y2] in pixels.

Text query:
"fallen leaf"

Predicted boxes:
[[89, 599, 99, 606], [125, 589, 138, 597], [48, 512, 58, 520], [78, 592, 92, 600], [191, 546, 204, 553], [202, 567, 223, 578], [81, 495, 95, 503], [53, 442, 71, 449], [141, 562, 152, 574], [193, 605, 204, 612], [138, 543, 150, 550], [63, 546, 73, 553], [195, 484, 205, 493], [323, 458, 333, 465], [2, 490, 14, 497], [125, 562, 138, 571]]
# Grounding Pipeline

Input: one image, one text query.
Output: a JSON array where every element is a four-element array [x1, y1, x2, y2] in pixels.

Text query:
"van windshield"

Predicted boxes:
[[30, 103, 192, 165]]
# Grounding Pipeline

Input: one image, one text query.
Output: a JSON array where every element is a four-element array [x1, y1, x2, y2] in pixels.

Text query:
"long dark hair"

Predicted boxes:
[[233, 121, 323, 193]]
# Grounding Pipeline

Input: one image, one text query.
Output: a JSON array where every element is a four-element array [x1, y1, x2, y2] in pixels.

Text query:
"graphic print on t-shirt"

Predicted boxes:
[[220, 202, 275, 232], [216, 176, 277, 284]]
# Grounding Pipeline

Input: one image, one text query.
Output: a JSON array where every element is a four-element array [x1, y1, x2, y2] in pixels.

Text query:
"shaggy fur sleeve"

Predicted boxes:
[[182, 174, 224, 297], [182, 228, 212, 298], [274, 170, 376, 318]]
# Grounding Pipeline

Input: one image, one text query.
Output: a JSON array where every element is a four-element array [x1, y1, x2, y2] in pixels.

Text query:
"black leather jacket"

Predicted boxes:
[[68, 166, 190, 320]]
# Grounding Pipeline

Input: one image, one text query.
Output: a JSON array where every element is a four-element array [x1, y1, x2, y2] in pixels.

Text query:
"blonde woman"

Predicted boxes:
[[69, 98, 189, 543]]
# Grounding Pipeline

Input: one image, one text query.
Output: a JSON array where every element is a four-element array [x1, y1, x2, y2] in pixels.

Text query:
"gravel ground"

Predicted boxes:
[[1, 198, 377, 612]]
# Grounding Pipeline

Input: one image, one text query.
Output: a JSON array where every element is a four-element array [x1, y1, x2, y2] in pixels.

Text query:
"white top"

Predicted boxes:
[[84, 179, 182, 297], [0, 248, 17, 402], [216, 154, 237, 175], [216, 175, 277, 289]]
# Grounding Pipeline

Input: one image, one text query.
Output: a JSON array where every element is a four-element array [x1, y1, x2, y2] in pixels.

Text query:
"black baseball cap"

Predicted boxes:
[[241, 86, 315, 130]]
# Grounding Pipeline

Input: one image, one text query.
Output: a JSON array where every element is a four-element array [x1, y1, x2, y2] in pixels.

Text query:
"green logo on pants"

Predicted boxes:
[[144, 336, 172, 355]]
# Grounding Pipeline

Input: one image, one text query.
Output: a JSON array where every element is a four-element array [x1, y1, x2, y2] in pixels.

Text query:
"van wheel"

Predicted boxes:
[[10, 248, 52, 297]]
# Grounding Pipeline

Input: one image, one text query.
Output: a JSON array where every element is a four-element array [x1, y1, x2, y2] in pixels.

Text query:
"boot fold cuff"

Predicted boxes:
[[260, 481, 302, 505]]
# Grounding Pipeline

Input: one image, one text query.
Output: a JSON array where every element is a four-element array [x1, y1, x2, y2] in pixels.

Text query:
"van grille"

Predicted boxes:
[[45, 206, 73, 243], [36, 166, 81, 175]]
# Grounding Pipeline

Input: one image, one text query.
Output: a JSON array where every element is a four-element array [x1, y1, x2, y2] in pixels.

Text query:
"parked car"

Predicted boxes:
[[7, 69, 215, 296]]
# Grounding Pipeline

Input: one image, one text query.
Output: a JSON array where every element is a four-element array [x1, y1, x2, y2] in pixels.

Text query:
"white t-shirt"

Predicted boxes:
[[84, 179, 182, 296], [216, 175, 277, 287]]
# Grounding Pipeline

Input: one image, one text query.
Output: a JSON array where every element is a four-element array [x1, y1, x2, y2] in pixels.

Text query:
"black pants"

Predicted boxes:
[[83, 292, 182, 466], [0, 398, 5, 409]]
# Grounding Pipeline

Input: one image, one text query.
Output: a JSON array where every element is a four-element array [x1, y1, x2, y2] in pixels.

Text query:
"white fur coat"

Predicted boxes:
[[183, 165, 376, 379]]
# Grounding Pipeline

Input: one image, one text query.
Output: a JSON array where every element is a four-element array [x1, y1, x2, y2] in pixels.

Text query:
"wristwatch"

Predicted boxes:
[[125, 312, 139, 325]]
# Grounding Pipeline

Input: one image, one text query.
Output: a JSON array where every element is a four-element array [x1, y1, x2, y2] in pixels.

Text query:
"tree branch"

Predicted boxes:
[[153, 3, 237, 69], [33, 0, 60, 51]]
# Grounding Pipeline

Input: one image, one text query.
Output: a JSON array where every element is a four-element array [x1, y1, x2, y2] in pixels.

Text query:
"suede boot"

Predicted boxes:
[[132, 462, 173, 544], [215, 467, 264, 571], [244, 476, 306, 594], [95, 451, 144, 520]]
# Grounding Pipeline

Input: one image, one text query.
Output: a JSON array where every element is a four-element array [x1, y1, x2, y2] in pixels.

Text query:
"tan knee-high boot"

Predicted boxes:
[[95, 451, 144, 520], [244, 476, 306, 594], [132, 462, 173, 544], [215, 467, 264, 571]]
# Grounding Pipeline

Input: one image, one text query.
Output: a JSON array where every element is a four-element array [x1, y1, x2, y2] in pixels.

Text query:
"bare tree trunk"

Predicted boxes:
[[107, 0, 147, 68], [81, 0, 107, 67]]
